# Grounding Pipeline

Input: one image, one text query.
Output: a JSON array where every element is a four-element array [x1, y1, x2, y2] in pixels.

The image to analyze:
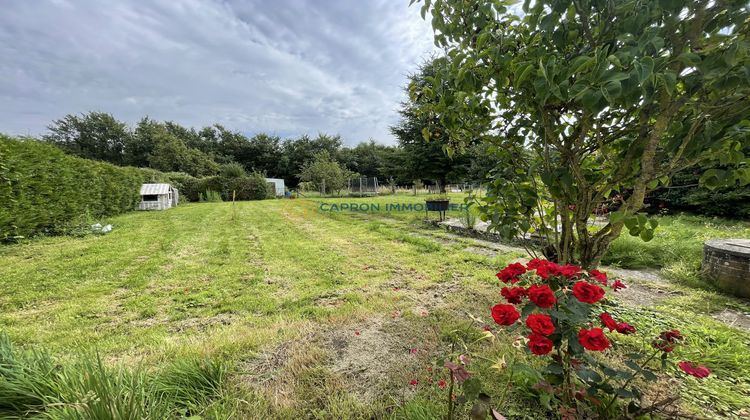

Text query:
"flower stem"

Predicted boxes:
[[602, 349, 660, 413]]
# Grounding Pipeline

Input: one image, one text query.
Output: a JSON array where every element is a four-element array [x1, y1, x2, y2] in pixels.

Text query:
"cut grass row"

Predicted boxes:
[[0, 198, 748, 417]]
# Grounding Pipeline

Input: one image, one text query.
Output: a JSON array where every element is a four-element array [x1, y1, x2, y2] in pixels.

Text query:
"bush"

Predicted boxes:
[[194, 173, 270, 202], [0, 135, 152, 240], [200, 190, 223, 202], [220, 162, 246, 178], [647, 170, 750, 218]]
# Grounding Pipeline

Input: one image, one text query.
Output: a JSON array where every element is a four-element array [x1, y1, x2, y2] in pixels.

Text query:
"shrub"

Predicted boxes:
[[200, 190, 223, 203], [647, 170, 750, 218], [469, 260, 712, 418], [0, 135, 151, 240], [220, 162, 247, 179]]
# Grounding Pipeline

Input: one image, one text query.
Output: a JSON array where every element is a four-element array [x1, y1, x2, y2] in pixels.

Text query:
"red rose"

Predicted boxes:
[[616, 322, 636, 334], [661, 329, 683, 341], [527, 284, 557, 308], [652, 329, 683, 352], [501, 286, 527, 304], [572, 281, 605, 304], [526, 258, 546, 269], [612, 280, 626, 291], [496, 262, 527, 284], [578, 327, 610, 351], [526, 313, 555, 336], [527, 333, 554, 355], [589, 270, 608, 286], [535, 261, 561, 280], [678, 361, 711, 379], [599, 312, 618, 331], [559, 264, 582, 279], [491, 304, 520, 326]]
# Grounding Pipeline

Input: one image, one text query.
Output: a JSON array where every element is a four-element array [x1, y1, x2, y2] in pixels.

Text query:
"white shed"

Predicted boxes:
[[265, 178, 286, 197], [139, 183, 178, 210]]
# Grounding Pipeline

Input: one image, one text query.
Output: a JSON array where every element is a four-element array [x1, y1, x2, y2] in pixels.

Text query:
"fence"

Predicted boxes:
[[348, 177, 379, 196]]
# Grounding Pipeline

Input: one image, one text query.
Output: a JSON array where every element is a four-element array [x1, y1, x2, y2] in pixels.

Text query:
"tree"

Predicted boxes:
[[416, 0, 750, 267], [280, 134, 343, 186], [339, 140, 404, 182], [298, 151, 352, 195], [43, 112, 131, 165], [391, 60, 473, 192], [147, 128, 218, 177]]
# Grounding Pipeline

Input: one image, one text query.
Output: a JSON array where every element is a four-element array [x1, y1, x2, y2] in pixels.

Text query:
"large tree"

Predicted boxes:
[[44, 112, 131, 165], [416, 0, 750, 267], [391, 60, 474, 192]]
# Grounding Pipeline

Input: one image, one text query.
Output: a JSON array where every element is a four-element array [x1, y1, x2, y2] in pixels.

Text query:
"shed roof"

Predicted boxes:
[[140, 183, 171, 195]]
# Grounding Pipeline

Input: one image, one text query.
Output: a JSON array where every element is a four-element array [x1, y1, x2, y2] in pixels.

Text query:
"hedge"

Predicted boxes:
[[170, 173, 271, 202], [0, 135, 150, 240], [647, 170, 750, 218]]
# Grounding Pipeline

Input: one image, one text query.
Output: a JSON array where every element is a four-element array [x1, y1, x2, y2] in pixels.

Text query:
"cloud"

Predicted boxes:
[[0, 0, 435, 145]]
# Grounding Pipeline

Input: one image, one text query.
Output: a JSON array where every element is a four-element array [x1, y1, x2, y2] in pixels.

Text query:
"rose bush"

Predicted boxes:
[[487, 259, 711, 417]]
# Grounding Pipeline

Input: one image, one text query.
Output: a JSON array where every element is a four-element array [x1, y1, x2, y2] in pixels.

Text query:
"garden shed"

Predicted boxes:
[[139, 183, 178, 210], [265, 178, 286, 197]]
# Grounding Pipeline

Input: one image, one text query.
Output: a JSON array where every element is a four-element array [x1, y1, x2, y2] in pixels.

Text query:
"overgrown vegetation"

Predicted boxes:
[[0, 333, 228, 418], [603, 214, 750, 288]]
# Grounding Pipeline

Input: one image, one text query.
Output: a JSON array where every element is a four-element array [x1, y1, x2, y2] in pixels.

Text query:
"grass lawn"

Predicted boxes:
[[1, 196, 749, 418]]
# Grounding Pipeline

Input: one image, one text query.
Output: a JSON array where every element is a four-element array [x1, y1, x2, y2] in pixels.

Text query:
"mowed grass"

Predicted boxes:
[[0, 198, 524, 417], [0, 197, 748, 418]]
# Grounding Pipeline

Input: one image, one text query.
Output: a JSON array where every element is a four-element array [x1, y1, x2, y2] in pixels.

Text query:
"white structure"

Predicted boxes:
[[139, 183, 178, 210], [265, 178, 286, 197]]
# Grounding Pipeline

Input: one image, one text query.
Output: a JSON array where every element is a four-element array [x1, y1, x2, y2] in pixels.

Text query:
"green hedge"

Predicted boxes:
[[647, 170, 750, 218], [0, 136, 150, 240], [172, 174, 271, 202]]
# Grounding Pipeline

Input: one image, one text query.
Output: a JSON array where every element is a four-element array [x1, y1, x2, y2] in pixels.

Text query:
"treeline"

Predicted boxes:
[[42, 112, 495, 188]]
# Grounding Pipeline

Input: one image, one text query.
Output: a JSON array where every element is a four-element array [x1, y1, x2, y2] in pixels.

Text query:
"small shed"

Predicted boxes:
[[265, 178, 286, 197], [139, 183, 178, 210]]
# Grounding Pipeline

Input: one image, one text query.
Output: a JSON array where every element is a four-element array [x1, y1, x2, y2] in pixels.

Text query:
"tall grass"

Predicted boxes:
[[0, 334, 228, 419], [602, 214, 750, 288], [200, 189, 223, 203]]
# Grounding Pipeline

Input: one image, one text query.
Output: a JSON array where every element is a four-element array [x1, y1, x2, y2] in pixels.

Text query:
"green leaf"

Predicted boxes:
[[516, 64, 535, 84], [640, 229, 654, 242], [576, 368, 603, 384], [678, 52, 701, 66], [637, 57, 654, 82], [601, 80, 622, 103], [421, 127, 430, 142], [609, 210, 626, 224], [642, 369, 658, 381]]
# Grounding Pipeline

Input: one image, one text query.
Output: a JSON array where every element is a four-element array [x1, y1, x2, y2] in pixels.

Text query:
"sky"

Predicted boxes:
[[0, 0, 436, 145]]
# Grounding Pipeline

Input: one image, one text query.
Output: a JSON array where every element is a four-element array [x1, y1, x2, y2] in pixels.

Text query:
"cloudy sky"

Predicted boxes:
[[0, 0, 436, 145]]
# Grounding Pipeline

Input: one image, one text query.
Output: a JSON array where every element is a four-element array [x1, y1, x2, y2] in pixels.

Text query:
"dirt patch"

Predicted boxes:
[[407, 231, 458, 247], [314, 293, 345, 308], [324, 317, 424, 401], [606, 267, 669, 286], [242, 316, 433, 406], [712, 309, 750, 332], [129, 313, 236, 331], [610, 282, 680, 307], [463, 246, 498, 257]]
